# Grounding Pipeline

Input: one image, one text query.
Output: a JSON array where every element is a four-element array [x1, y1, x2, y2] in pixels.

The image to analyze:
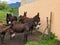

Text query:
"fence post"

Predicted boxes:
[[49, 12, 52, 39], [50, 12, 52, 33], [47, 12, 52, 39], [46, 17, 50, 39]]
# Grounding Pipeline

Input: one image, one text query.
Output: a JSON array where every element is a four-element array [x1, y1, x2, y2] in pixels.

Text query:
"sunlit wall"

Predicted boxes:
[[19, 0, 60, 40]]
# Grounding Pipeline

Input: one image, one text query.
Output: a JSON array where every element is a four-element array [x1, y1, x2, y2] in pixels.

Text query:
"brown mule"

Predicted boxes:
[[19, 12, 40, 34], [9, 21, 29, 44]]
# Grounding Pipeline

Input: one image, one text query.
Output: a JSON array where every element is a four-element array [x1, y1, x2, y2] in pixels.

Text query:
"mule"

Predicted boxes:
[[9, 21, 29, 43], [19, 12, 40, 34], [19, 12, 40, 27]]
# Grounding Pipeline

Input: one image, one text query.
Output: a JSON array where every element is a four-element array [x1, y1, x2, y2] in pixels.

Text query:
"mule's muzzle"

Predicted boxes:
[[8, 21, 11, 24], [35, 22, 41, 30]]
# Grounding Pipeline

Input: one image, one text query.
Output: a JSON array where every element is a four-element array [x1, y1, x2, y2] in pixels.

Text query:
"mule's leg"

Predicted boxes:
[[30, 29, 32, 35], [1, 36, 4, 45], [8, 29, 16, 40], [29, 28, 33, 35], [0, 34, 5, 45], [24, 30, 29, 44], [0, 32, 6, 45], [0, 37, 3, 45], [24, 25, 29, 44], [9, 31, 15, 40]]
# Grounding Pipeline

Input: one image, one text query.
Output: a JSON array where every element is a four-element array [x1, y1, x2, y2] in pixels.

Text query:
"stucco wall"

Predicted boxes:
[[19, 0, 60, 40]]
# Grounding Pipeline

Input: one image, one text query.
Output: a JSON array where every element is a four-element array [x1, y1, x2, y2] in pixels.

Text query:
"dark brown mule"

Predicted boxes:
[[9, 21, 29, 44], [19, 12, 40, 27], [6, 13, 12, 24], [19, 12, 40, 34], [6, 13, 17, 25]]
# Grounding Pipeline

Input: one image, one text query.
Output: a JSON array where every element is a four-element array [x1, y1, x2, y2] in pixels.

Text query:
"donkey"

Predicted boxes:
[[9, 21, 29, 43], [19, 12, 40, 34]]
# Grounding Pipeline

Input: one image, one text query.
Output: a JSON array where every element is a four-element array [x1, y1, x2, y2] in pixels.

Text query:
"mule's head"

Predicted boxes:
[[33, 12, 40, 28], [6, 14, 17, 25], [6, 13, 12, 25]]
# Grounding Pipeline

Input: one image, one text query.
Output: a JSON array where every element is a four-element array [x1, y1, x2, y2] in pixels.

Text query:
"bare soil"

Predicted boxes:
[[4, 31, 42, 45]]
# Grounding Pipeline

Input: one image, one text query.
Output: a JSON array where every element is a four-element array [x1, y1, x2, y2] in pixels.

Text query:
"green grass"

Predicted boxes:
[[25, 39, 60, 45]]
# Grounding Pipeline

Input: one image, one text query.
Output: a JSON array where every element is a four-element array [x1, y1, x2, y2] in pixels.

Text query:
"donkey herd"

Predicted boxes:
[[0, 12, 40, 45]]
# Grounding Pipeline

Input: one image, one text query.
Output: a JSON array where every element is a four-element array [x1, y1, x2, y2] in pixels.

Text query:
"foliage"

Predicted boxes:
[[50, 32, 57, 39], [7, 8, 14, 13], [0, 1, 8, 10], [7, 8, 18, 16], [0, 8, 18, 24], [43, 32, 57, 40]]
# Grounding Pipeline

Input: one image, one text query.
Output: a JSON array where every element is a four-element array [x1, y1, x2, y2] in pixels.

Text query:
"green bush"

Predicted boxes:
[[0, 10, 11, 24], [0, 1, 8, 10], [25, 41, 39, 45], [42, 32, 57, 40], [50, 32, 57, 39]]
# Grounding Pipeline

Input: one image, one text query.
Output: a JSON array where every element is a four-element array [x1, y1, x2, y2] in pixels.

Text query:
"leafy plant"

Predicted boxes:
[[50, 32, 57, 39], [0, 1, 8, 10], [42, 32, 57, 40]]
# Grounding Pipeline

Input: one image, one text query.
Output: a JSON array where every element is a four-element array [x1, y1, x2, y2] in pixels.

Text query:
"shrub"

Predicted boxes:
[[0, 1, 8, 10], [42, 32, 57, 40]]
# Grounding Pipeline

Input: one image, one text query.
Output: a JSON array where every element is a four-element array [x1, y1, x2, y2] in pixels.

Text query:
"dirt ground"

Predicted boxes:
[[3, 31, 42, 45], [0, 26, 59, 45]]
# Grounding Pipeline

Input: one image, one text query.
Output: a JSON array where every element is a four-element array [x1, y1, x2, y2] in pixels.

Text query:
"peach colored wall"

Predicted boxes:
[[19, 0, 60, 40]]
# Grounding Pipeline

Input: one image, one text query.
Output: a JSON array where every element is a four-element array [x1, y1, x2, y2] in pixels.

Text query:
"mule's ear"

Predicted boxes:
[[24, 11, 27, 13], [7, 13, 9, 17], [24, 12, 27, 17], [37, 12, 39, 16], [7, 13, 8, 15]]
